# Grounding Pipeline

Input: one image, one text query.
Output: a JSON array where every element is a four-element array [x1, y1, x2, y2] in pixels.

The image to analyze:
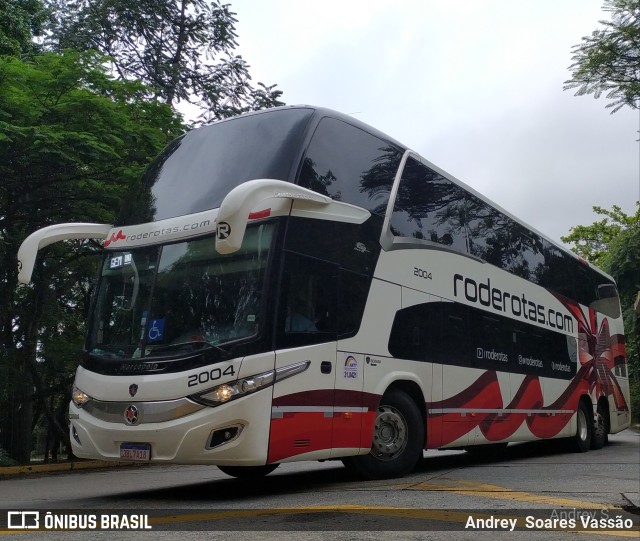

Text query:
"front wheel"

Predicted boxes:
[[342, 389, 424, 480], [217, 464, 279, 479]]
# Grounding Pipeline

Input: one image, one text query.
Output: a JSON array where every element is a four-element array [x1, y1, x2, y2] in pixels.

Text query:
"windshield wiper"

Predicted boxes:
[[148, 340, 229, 357]]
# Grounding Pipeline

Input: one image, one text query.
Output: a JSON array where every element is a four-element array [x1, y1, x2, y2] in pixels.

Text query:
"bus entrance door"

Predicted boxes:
[[330, 352, 366, 457], [268, 343, 337, 463]]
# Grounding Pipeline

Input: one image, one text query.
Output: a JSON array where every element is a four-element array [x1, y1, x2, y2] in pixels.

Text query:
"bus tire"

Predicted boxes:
[[571, 400, 592, 453], [591, 401, 609, 450], [217, 464, 279, 478], [342, 389, 424, 480]]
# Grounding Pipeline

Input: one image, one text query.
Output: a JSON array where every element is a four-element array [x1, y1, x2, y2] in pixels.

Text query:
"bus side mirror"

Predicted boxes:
[[214, 179, 333, 254], [214, 178, 370, 254], [18, 223, 112, 284]]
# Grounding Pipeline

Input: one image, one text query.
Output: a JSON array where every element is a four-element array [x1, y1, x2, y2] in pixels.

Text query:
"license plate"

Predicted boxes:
[[119, 443, 151, 461]]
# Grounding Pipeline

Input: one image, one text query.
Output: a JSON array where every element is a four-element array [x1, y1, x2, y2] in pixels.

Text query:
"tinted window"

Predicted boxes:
[[504, 225, 545, 282], [388, 302, 440, 362], [465, 194, 544, 280], [466, 193, 511, 264], [298, 117, 403, 216], [592, 282, 621, 318], [388, 301, 575, 379], [574, 260, 597, 307], [338, 270, 372, 338], [276, 253, 338, 348], [119, 108, 314, 224], [283, 215, 382, 275], [540, 241, 575, 300], [390, 158, 467, 252]]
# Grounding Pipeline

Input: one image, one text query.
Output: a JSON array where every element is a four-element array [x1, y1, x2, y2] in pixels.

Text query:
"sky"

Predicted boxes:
[[223, 0, 638, 246]]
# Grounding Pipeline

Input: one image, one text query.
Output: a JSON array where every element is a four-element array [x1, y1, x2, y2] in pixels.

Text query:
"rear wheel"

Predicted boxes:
[[591, 401, 609, 450], [342, 389, 424, 480], [571, 400, 592, 453], [217, 464, 279, 478]]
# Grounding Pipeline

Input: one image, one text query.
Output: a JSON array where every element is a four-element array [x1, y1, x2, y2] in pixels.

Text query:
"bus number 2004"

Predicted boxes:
[[414, 267, 432, 280], [188, 365, 236, 387]]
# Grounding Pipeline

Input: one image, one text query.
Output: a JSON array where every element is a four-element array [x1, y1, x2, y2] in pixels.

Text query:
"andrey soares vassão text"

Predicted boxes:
[[464, 511, 635, 532]]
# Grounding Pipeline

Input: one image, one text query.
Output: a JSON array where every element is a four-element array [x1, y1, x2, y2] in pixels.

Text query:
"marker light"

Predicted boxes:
[[71, 386, 91, 408]]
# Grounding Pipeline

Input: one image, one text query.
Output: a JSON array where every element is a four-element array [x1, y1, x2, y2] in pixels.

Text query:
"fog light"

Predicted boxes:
[[207, 425, 243, 449]]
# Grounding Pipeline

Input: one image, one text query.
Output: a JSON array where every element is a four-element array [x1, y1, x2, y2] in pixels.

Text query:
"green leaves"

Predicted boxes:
[[45, 0, 284, 122], [0, 50, 184, 461], [565, 0, 640, 113], [564, 204, 640, 417], [561, 204, 640, 267], [0, 0, 46, 56], [1, 0, 284, 463]]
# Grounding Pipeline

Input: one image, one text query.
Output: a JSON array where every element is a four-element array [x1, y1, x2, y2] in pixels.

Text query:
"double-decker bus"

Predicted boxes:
[[18, 106, 631, 479]]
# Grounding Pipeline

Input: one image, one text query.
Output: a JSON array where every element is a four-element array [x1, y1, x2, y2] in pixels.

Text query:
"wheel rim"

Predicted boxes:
[[577, 408, 588, 442], [371, 405, 408, 461]]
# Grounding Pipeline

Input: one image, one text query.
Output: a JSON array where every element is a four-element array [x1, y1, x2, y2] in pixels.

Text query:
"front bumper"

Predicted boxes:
[[69, 388, 273, 466]]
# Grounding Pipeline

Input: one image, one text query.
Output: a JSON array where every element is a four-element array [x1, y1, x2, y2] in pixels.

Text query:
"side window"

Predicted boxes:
[[591, 281, 621, 319], [298, 117, 402, 216], [338, 270, 371, 338], [466, 194, 545, 280], [440, 304, 471, 365], [466, 193, 511, 264], [390, 158, 467, 252], [574, 261, 597, 308], [276, 253, 338, 348], [388, 302, 440, 362], [504, 225, 545, 282], [540, 241, 575, 300], [471, 313, 512, 370]]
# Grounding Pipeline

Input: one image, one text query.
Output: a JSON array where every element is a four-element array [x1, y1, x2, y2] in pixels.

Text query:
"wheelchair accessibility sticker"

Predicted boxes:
[[147, 319, 165, 342]]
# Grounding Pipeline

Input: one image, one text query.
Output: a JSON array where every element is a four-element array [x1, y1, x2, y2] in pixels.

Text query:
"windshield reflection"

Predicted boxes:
[[89, 223, 274, 359]]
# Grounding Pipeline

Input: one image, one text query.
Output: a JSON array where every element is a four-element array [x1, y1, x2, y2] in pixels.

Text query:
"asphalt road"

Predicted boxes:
[[0, 429, 638, 540]]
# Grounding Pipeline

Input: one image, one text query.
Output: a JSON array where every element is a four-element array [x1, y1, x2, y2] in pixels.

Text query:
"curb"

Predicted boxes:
[[0, 460, 146, 477]]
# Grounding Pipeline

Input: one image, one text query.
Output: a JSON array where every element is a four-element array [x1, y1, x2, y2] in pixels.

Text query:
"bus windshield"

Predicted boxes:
[[88, 223, 275, 359]]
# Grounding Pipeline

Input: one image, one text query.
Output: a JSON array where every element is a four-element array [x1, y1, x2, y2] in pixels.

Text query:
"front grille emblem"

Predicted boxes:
[[124, 405, 139, 425]]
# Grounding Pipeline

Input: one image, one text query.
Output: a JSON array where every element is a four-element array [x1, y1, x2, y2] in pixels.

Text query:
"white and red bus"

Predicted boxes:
[[18, 106, 631, 479]]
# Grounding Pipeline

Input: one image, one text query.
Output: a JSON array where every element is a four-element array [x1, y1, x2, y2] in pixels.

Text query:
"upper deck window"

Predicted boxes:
[[298, 117, 403, 216], [119, 108, 314, 224], [389, 157, 467, 252]]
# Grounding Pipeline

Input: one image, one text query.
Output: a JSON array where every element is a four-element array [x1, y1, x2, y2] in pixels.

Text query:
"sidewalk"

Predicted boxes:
[[0, 459, 146, 477]]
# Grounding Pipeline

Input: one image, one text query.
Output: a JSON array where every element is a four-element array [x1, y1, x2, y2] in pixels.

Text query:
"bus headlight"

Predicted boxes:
[[190, 370, 275, 407], [72, 386, 91, 408]]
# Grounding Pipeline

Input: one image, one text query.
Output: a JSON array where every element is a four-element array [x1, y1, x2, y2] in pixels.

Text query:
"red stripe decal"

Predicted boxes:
[[248, 208, 271, 220]]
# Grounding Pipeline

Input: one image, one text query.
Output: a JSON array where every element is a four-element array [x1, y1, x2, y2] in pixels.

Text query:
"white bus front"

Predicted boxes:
[[71, 219, 281, 465]]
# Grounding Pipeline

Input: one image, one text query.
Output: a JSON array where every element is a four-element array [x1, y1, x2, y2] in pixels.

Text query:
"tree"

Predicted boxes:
[[561, 204, 639, 267], [44, 0, 284, 122], [0, 50, 184, 462], [564, 0, 640, 113], [563, 204, 640, 421], [0, 0, 46, 56]]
